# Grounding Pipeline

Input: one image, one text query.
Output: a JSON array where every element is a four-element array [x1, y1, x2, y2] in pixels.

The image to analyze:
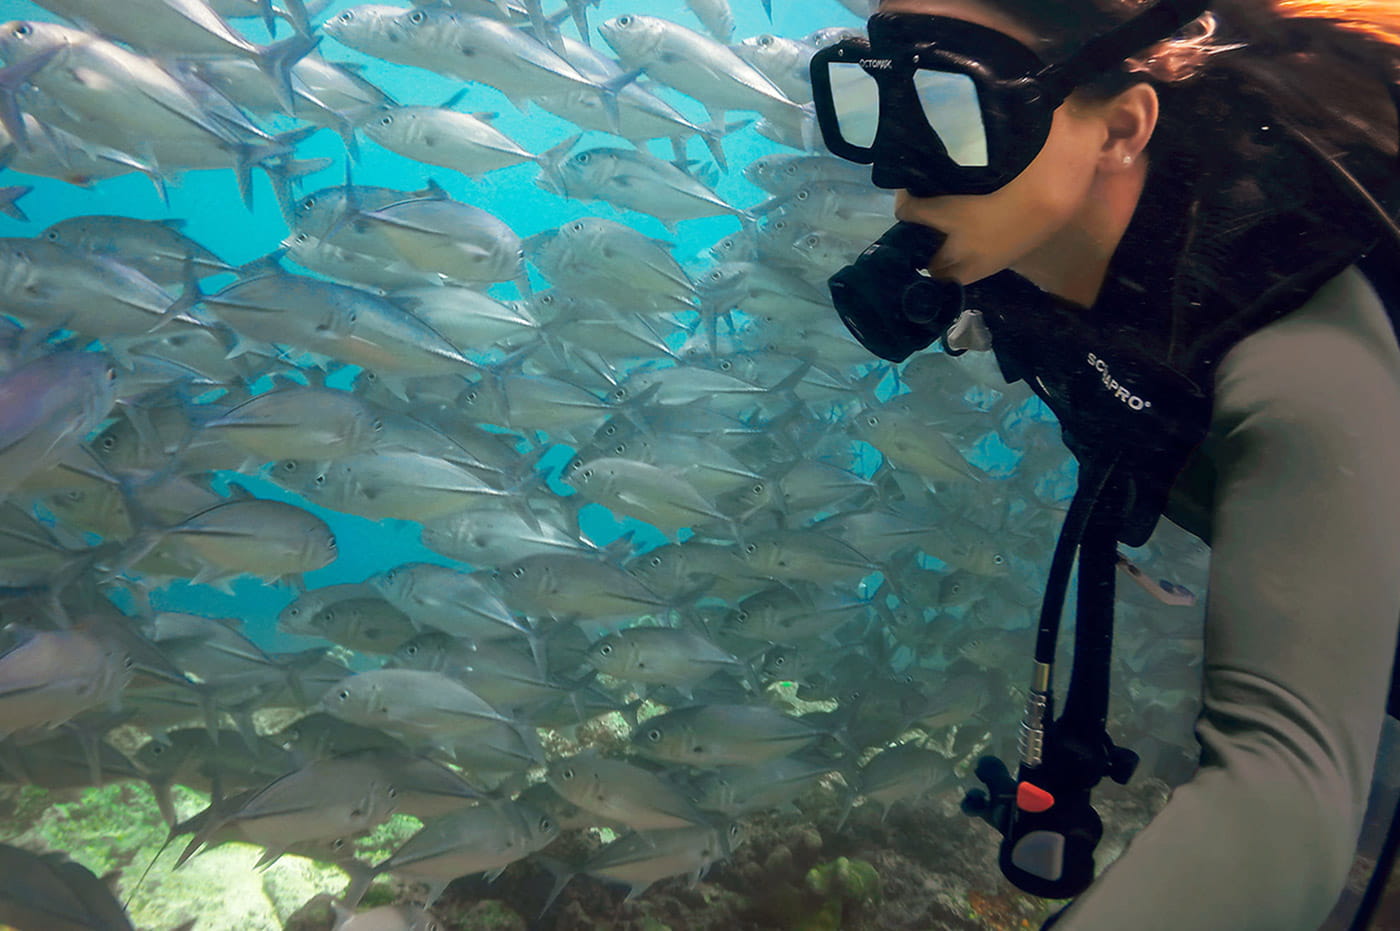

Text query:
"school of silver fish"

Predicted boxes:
[[0, 0, 1211, 928]]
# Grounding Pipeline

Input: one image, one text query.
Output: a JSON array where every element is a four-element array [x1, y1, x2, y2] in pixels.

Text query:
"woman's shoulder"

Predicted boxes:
[[1212, 264, 1400, 424]]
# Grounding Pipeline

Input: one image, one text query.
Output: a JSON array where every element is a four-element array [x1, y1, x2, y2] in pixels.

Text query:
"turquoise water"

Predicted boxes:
[[0, 0, 896, 652]]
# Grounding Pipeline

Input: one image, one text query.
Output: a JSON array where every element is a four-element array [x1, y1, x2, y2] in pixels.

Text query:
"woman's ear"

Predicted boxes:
[[1098, 82, 1160, 169]]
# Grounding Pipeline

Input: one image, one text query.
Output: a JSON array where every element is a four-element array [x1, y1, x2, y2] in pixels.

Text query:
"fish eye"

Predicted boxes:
[[649, 556, 662, 567], [150, 743, 166, 755], [44, 230, 58, 242], [512, 567, 525, 578], [804, 235, 820, 248], [994, 554, 1006, 565], [570, 221, 585, 233], [321, 609, 335, 622], [866, 415, 879, 426], [612, 444, 625, 455], [796, 190, 810, 201], [576, 153, 590, 164], [100, 435, 117, 450], [282, 460, 298, 473], [371, 418, 383, 432], [744, 543, 757, 554], [314, 473, 327, 485], [294, 233, 309, 244], [332, 838, 346, 849], [718, 360, 731, 371], [752, 484, 763, 494], [337, 10, 353, 22], [758, 35, 773, 46], [540, 816, 553, 830], [735, 610, 748, 623], [560, 767, 573, 780], [405, 644, 418, 656], [387, 786, 398, 797], [598, 643, 612, 655], [617, 15, 633, 26], [337, 689, 350, 701], [646, 728, 662, 742], [409, 10, 425, 23], [380, 115, 393, 126], [13, 24, 31, 38]]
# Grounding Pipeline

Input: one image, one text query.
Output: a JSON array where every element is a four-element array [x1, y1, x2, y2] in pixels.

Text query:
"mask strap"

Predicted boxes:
[[1040, 0, 1210, 99]]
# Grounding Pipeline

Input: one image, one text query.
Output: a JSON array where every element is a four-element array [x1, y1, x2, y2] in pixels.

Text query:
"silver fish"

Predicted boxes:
[[201, 385, 384, 462], [372, 562, 529, 642], [130, 490, 338, 589], [176, 754, 400, 866], [631, 703, 828, 766], [319, 668, 513, 745], [732, 33, 815, 104], [364, 105, 542, 178], [555, 822, 744, 904], [586, 626, 744, 693], [548, 754, 710, 831], [599, 14, 797, 123], [492, 552, 669, 622], [538, 147, 747, 229], [0, 352, 117, 494], [348, 801, 558, 906], [684, 0, 734, 42], [0, 626, 132, 738], [40, 215, 233, 284]]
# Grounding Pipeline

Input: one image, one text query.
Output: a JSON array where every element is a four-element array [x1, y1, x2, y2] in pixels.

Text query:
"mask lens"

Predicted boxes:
[[912, 70, 990, 168], [827, 61, 881, 149]]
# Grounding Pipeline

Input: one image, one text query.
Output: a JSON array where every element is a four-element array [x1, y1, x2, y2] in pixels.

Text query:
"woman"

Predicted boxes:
[[812, 1, 1400, 929]]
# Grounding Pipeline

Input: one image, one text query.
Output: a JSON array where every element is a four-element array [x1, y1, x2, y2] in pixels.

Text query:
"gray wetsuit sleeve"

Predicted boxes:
[[1055, 265, 1400, 931]]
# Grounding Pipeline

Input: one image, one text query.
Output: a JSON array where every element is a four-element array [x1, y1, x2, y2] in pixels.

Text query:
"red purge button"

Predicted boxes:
[[1017, 781, 1055, 813]]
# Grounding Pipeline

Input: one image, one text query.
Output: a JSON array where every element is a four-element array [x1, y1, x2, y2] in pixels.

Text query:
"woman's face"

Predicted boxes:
[[877, 0, 1149, 289]]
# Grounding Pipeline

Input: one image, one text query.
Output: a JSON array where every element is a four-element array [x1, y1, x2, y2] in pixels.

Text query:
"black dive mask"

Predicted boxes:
[[811, 0, 1209, 197], [818, 0, 1209, 363]]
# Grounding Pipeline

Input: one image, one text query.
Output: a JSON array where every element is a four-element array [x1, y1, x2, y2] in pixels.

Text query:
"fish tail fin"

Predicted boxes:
[[340, 860, 385, 909], [566, 0, 592, 46], [597, 68, 643, 136], [281, 0, 313, 36], [535, 855, 578, 918], [697, 118, 751, 173], [124, 826, 177, 912], [0, 47, 60, 149], [257, 32, 320, 114], [0, 184, 31, 222]]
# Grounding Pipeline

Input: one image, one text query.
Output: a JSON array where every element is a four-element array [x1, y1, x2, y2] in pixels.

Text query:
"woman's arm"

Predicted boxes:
[[1053, 265, 1400, 931]]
